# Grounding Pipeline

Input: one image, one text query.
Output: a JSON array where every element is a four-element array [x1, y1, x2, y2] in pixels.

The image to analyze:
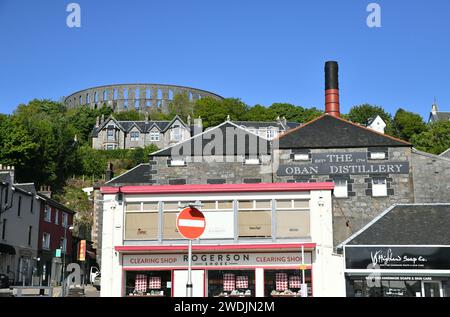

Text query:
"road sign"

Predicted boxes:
[[55, 249, 61, 258], [176, 207, 206, 240]]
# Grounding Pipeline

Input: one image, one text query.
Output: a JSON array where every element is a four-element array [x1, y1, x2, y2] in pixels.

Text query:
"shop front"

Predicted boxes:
[[344, 246, 450, 297], [118, 244, 314, 297], [339, 204, 450, 297]]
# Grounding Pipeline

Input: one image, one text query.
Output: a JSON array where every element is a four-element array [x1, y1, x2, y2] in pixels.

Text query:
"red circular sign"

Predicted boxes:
[[176, 207, 206, 239]]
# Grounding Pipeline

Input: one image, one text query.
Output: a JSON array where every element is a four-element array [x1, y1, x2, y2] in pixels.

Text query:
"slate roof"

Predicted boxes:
[[232, 121, 300, 130], [91, 115, 188, 137], [430, 112, 450, 122], [0, 172, 10, 184], [36, 193, 76, 214], [278, 114, 411, 149], [105, 164, 151, 185], [341, 204, 450, 246], [439, 148, 450, 158], [151, 121, 272, 157], [14, 183, 36, 194]]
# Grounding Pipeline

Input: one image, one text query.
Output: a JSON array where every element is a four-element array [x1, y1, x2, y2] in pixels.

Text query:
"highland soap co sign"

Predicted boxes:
[[277, 152, 409, 176], [345, 246, 450, 270]]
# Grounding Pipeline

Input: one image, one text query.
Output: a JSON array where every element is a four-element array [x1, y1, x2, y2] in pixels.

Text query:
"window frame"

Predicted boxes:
[[150, 131, 160, 141], [333, 179, 349, 198], [107, 129, 115, 141], [44, 205, 52, 222], [130, 131, 140, 142], [372, 177, 388, 197], [42, 232, 51, 250]]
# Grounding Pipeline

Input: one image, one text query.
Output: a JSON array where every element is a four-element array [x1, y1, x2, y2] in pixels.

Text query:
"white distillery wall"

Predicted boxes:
[[310, 190, 345, 297]]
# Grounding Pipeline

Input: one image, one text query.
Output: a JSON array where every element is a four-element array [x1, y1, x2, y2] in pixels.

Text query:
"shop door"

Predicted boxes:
[[422, 281, 443, 297], [173, 270, 205, 297]]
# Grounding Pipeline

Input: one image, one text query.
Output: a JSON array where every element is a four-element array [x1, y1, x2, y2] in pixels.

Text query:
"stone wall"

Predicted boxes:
[[412, 149, 450, 203], [148, 155, 273, 185], [273, 147, 414, 245]]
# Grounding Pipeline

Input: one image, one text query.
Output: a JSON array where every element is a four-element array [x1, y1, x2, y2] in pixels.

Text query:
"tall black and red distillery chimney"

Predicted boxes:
[[324, 61, 340, 117]]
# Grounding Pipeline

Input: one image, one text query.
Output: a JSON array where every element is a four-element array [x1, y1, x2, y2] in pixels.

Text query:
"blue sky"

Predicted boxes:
[[0, 0, 449, 120]]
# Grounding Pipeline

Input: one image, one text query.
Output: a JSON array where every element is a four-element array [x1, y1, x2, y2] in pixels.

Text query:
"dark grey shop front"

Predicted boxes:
[[339, 204, 450, 297], [344, 246, 450, 297]]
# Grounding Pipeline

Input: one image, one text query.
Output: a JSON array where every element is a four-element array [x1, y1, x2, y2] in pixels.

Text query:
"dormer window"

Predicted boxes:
[[150, 131, 160, 141], [171, 126, 182, 142], [130, 131, 140, 141]]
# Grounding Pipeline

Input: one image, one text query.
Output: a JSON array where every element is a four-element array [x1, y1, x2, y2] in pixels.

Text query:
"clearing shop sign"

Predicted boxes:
[[277, 152, 409, 176], [123, 252, 312, 268], [345, 246, 450, 270]]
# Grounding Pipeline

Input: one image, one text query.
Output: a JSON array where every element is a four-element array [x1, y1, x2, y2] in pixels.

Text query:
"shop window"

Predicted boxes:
[[346, 277, 423, 297], [162, 201, 187, 239], [201, 200, 234, 239], [334, 179, 348, 198], [125, 202, 158, 240], [276, 199, 310, 238], [372, 177, 387, 197], [264, 269, 311, 297], [125, 271, 171, 297], [208, 270, 255, 297], [238, 200, 271, 238]]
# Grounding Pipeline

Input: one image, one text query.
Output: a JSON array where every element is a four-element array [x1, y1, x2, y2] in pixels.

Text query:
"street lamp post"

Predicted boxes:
[[61, 225, 74, 297]]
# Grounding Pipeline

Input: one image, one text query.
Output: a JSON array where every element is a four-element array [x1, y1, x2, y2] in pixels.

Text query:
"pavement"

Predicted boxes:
[[1, 284, 99, 297]]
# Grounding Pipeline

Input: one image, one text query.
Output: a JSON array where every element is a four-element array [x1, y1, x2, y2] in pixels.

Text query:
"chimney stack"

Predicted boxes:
[[325, 61, 340, 117], [39, 185, 52, 198], [0, 164, 15, 183]]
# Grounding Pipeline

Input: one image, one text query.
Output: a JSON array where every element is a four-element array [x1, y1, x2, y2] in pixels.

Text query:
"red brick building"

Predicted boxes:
[[36, 191, 75, 286]]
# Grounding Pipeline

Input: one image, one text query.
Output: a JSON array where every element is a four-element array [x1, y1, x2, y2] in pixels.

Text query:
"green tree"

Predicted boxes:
[[242, 105, 276, 121], [78, 145, 107, 178], [66, 105, 113, 145], [411, 121, 450, 155], [268, 103, 322, 123], [0, 116, 38, 168], [114, 110, 145, 121], [393, 108, 427, 141], [347, 104, 395, 135], [194, 97, 249, 128], [168, 92, 194, 121]]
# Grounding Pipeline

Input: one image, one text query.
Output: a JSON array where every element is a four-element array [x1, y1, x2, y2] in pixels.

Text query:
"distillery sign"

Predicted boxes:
[[277, 152, 409, 176], [123, 252, 312, 268]]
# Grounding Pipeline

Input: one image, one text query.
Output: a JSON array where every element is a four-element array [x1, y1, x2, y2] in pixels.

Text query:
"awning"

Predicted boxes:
[[0, 243, 16, 255]]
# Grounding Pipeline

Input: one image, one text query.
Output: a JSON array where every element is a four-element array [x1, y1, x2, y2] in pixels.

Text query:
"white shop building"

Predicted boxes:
[[100, 182, 345, 297]]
